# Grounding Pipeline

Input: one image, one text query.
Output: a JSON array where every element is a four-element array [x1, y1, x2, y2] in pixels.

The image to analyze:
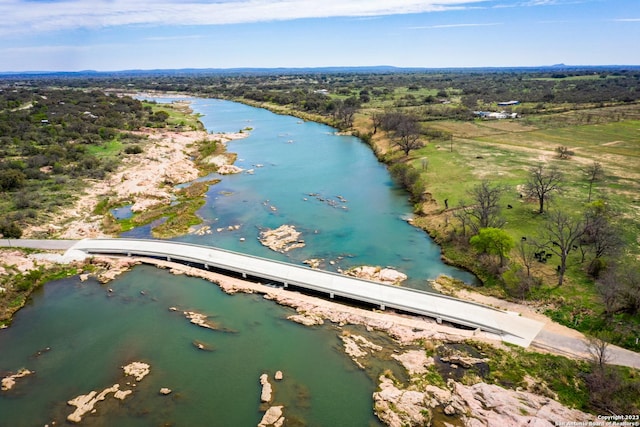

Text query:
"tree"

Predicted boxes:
[[555, 145, 574, 159], [525, 163, 563, 214], [371, 112, 382, 134], [452, 202, 473, 237], [466, 180, 505, 234], [393, 115, 423, 155], [516, 237, 537, 277], [502, 264, 541, 301], [581, 201, 622, 276], [597, 268, 624, 320], [540, 210, 584, 287], [584, 161, 604, 202], [470, 227, 514, 267], [587, 334, 612, 371]]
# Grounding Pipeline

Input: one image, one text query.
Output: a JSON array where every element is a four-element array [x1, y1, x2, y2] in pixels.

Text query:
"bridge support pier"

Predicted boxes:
[[242, 272, 247, 279], [204, 264, 209, 270], [436, 317, 442, 324], [283, 282, 288, 288], [167, 256, 171, 262], [380, 304, 385, 310], [329, 292, 334, 299]]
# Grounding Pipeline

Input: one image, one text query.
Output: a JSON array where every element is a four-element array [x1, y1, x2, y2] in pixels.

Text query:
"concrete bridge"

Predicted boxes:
[[60, 238, 544, 347]]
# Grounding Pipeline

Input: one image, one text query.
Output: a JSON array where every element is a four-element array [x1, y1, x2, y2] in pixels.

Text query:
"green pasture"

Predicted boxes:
[[86, 138, 123, 157]]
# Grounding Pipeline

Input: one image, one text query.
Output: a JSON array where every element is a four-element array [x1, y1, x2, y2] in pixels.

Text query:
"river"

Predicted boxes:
[[0, 98, 474, 426], [153, 98, 476, 290]]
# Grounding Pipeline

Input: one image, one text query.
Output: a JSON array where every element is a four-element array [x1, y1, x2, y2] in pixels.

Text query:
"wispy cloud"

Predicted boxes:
[[408, 22, 502, 29], [0, 0, 487, 36], [145, 35, 206, 41], [613, 18, 640, 22], [494, 0, 591, 7]]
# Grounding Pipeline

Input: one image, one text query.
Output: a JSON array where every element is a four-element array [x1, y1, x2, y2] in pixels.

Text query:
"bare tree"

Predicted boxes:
[[516, 238, 537, 277], [555, 145, 575, 159], [581, 203, 622, 274], [371, 112, 382, 134], [584, 161, 604, 202], [525, 163, 564, 214], [596, 268, 624, 321], [586, 334, 611, 372], [466, 180, 505, 234], [452, 202, 473, 237], [394, 115, 423, 155], [541, 210, 584, 287]]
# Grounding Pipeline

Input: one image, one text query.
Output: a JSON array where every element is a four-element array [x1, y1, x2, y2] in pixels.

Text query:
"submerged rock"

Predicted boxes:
[[192, 340, 214, 351], [184, 311, 237, 333], [339, 334, 383, 369]]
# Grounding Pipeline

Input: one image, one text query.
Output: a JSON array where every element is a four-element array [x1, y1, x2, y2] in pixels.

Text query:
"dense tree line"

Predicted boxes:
[[6, 67, 638, 125]]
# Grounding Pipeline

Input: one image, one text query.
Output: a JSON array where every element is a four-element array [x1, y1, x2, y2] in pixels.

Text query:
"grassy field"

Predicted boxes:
[[351, 102, 640, 347]]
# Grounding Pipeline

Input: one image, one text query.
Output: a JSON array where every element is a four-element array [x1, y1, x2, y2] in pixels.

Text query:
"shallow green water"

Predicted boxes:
[[0, 265, 382, 426]]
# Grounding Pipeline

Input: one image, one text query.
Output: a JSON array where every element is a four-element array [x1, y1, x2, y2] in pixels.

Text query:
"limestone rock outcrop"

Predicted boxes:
[[258, 405, 284, 427], [260, 374, 273, 403], [259, 225, 305, 253], [123, 361, 150, 382], [345, 266, 407, 285], [1, 368, 33, 391]]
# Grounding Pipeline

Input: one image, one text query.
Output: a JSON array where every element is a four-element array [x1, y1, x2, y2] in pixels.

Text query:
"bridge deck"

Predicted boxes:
[[66, 238, 544, 347]]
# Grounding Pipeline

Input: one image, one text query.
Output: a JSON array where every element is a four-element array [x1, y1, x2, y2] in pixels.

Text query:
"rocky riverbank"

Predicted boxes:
[[22, 127, 247, 240]]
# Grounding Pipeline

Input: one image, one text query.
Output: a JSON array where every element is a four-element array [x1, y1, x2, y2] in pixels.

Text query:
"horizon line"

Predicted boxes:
[[2, 64, 640, 76]]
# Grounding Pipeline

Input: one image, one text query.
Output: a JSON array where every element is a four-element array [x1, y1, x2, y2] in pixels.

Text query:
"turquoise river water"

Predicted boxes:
[[0, 99, 475, 426]]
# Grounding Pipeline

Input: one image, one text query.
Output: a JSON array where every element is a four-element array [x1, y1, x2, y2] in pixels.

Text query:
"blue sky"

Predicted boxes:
[[0, 0, 638, 72]]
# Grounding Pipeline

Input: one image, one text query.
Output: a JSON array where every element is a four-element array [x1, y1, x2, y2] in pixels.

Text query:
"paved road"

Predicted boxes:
[[532, 329, 640, 369]]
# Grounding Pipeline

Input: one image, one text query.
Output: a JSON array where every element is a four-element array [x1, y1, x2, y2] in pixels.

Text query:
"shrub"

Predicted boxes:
[[0, 169, 26, 191], [124, 145, 143, 154], [0, 219, 23, 238]]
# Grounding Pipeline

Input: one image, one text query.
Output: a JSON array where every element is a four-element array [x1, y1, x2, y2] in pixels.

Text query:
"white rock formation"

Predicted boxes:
[[123, 362, 150, 381], [258, 406, 285, 427], [259, 225, 305, 253], [373, 374, 595, 427], [67, 385, 120, 423], [345, 266, 408, 285], [260, 374, 272, 403], [1, 368, 33, 391]]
